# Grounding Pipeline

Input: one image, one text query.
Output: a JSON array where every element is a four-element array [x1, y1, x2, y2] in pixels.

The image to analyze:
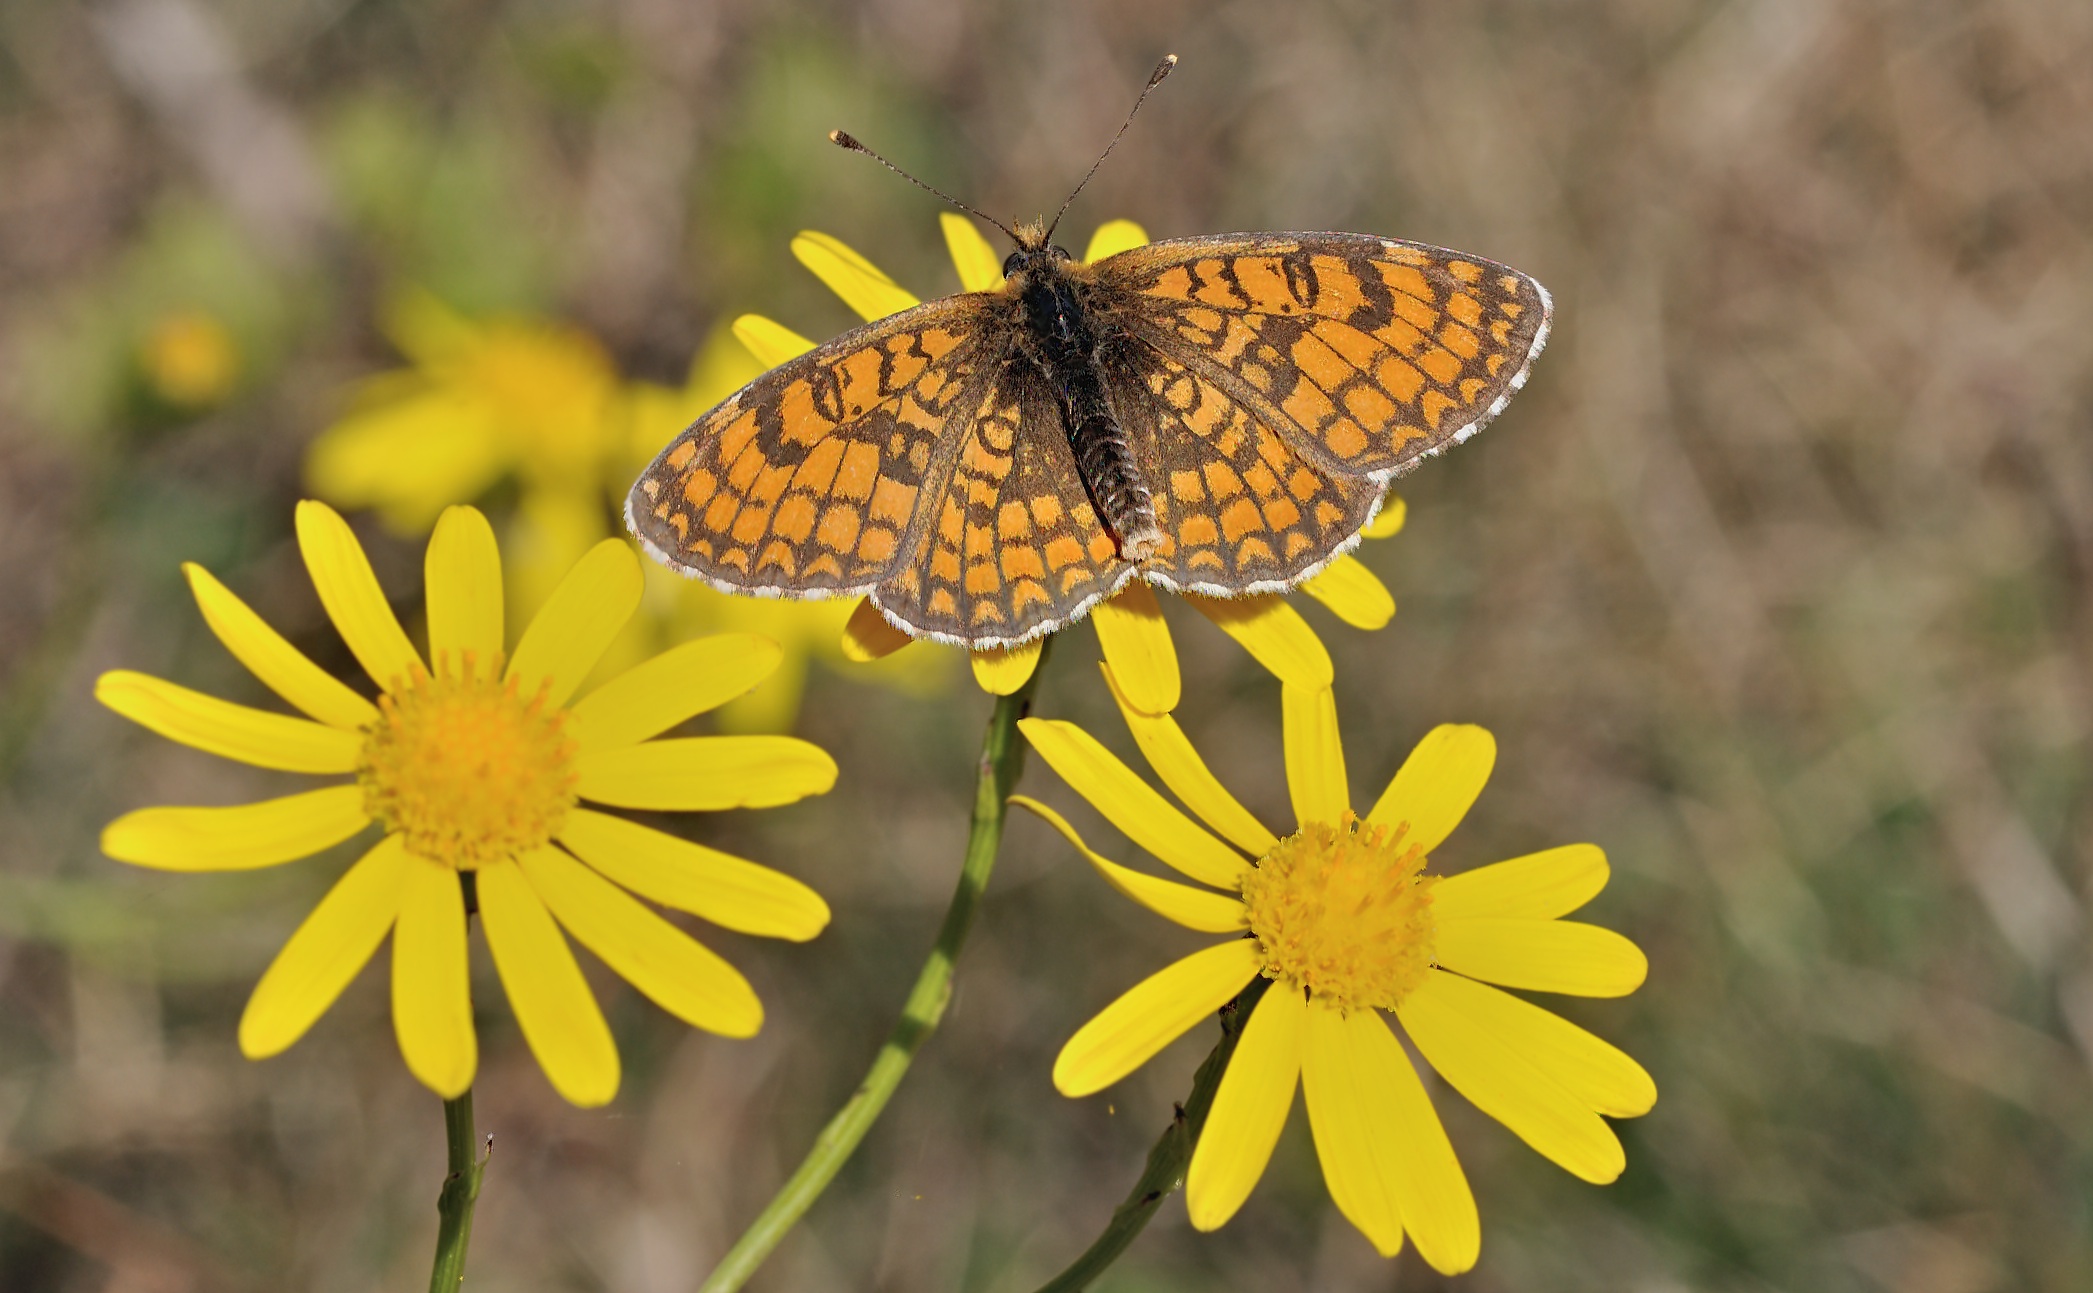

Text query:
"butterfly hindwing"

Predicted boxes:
[[1092, 231, 1551, 480], [1105, 342, 1381, 595], [628, 297, 1004, 598], [874, 359, 1129, 644]]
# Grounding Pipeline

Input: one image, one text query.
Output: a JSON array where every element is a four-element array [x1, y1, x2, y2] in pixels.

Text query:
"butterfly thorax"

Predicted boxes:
[[1003, 245, 1165, 562]]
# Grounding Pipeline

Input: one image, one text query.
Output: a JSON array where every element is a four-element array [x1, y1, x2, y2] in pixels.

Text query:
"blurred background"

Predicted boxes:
[[4, 0, 2092, 1289]]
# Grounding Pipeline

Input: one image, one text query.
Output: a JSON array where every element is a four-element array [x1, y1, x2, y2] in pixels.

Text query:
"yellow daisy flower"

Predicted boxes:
[[727, 216, 1405, 715], [1014, 675, 1655, 1273], [95, 501, 836, 1107]]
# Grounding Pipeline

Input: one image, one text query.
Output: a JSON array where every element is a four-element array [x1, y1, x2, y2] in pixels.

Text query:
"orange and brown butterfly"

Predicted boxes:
[[627, 56, 1550, 651]]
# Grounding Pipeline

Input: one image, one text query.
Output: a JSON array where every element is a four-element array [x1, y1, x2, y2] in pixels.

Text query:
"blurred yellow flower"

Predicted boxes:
[[309, 290, 619, 530], [306, 290, 623, 614], [1014, 676, 1654, 1273], [96, 501, 835, 1106], [732, 216, 1405, 714], [140, 308, 241, 408]]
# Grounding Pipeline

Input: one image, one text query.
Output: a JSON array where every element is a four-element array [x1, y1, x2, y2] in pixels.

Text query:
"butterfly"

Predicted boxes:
[[627, 62, 1551, 650]]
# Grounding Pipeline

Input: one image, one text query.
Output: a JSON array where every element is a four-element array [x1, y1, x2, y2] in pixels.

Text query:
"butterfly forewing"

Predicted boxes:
[[628, 296, 1004, 600], [1092, 232, 1551, 479]]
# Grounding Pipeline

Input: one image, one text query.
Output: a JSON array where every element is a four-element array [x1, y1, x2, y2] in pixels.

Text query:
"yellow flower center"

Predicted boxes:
[[1239, 812, 1438, 1013], [358, 653, 579, 869]]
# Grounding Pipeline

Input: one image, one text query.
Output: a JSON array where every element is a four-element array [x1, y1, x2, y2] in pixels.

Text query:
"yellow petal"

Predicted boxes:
[[681, 325, 768, 411], [1282, 685, 1349, 828], [1419, 971, 1655, 1118], [507, 488, 610, 619], [183, 564, 376, 730], [940, 212, 1005, 292], [305, 395, 504, 534], [1018, 719, 1247, 889], [1397, 971, 1626, 1183], [557, 808, 829, 941], [96, 671, 361, 774], [1185, 593, 1332, 689], [575, 735, 837, 810], [792, 230, 921, 322], [1300, 555, 1395, 630], [103, 786, 369, 871], [847, 627, 952, 697], [712, 652, 806, 735], [1093, 583, 1179, 714], [295, 500, 424, 691], [392, 855, 476, 1097], [476, 860, 619, 1107], [1186, 983, 1304, 1231], [568, 633, 783, 750], [1082, 219, 1151, 262], [1361, 494, 1407, 539], [1101, 664, 1274, 856], [1300, 1002, 1405, 1257], [519, 844, 762, 1037], [1432, 844, 1610, 921], [1053, 940, 1262, 1097], [971, 640, 1041, 694], [841, 597, 914, 661], [424, 506, 504, 673], [1303, 1004, 1478, 1274], [239, 837, 409, 1058], [1365, 724, 1495, 855], [732, 314, 817, 368], [1011, 796, 1246, 933], [505, 538, 644, 708], [1436, 919, 1649, 998], [380, 286, 477, 366]]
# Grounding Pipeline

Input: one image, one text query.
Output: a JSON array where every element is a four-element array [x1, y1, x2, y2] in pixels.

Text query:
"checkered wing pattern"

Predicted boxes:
[[628, 297, 1004, 601], [1094, 232, 1552, 483], [875, 361, 1130, 643], [1107, 342, 1384, 594], [630, 230, 1552, 647]]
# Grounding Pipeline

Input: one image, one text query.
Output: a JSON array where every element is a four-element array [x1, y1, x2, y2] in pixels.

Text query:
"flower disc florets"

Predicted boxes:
[[358, 652, 578, 868], [1240, 812, 1437, 1013]]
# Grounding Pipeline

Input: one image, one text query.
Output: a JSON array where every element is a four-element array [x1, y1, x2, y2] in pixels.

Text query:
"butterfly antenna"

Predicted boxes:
[[1044, 53, 1177, 243], [827, 130, 1019, 242]]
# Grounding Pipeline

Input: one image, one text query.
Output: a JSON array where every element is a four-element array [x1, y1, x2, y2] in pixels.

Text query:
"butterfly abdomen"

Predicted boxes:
[[1014, 255, 1164, 561], [1066, 396, 1162, 561]]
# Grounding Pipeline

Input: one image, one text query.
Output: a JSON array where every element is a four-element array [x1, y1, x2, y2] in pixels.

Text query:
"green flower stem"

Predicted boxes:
[[1033, 974, 1273, 1293], [699, 647, 1051, 1293], [427, 1091, 489, 1293]]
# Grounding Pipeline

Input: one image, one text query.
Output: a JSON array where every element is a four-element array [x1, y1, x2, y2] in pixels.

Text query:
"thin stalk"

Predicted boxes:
[[426, 1091, 489, 1293], [1032, 974, 1272, 1293], [699, 647, 1051, 1293]]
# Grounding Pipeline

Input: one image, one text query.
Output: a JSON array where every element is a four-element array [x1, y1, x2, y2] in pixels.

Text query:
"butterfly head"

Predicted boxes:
[[1001, 225, 1076, 282]]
